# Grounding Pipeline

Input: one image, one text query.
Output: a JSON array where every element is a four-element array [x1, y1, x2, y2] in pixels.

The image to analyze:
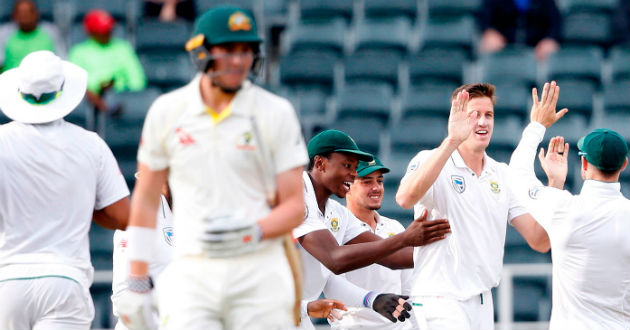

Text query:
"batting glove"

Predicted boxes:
[[367, 292, 412, 323], [114, 276, 158, 330]]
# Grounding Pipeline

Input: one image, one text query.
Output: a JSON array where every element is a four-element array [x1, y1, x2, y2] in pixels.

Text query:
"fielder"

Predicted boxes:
[[509, 82, 630, 330], [295, 130, 452, 329], [396, 83, 551, 329], [115, 6, 308, 330], [0, 50, 130, 330], [329, 156, 418, 330]]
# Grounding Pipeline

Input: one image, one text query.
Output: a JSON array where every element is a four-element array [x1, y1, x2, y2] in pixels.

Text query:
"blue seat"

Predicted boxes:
[[89, 223, 114, 270], [364, 0, 417, 21], [380, 182, 415, 225], [512, 277, 551, 321], [34, 0, 56, 22], [610, 44, 630, 82], [135, 20, 191, 54], [196, 0, 255, 14], [409, 48, 466, 87], [604, 80, 630, 114], [344, 49, 402, 90], [299, 0, 354, 22], [504, 226, 552, 264], [354, 17, 412, 56], [327, 117, 384, 155], [490, 117, 521, 150], [427, 0, 481, 18], [493, 82, 530, 120], [279, 50, 337, 93], [562, 12, 612, 47], [480, 47, 537, 87], [335, 83, 393, 124], [390, 117, 447, 154], [401, 86, 453, 120], [286, 89, 329, 119], [284, 18, 346, 56], [104, 88, 162, 124], [564, 0, 616, 13], [421, 16, 476, 58], [555, 80, 595, 120], [547, 47, 603, 89], [139, 52, 193, 92]]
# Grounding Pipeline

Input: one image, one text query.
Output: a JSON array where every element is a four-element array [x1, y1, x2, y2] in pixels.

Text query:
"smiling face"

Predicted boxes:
[[461, 96, 495, 153], [317, 152, 360, 198], [347, 170, 385, 211]]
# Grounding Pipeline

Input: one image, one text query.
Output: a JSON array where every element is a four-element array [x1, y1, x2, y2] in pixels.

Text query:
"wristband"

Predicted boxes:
[[127, 226, 156, 263], [363, 291, 379, 308], [127, 275, 153, 293]]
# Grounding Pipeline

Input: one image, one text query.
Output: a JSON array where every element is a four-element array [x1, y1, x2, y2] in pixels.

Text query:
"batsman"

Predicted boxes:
[[115, 5, 309, 330]]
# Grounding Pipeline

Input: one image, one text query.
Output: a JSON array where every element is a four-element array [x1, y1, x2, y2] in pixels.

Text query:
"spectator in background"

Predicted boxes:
[[144, 0, 196, 22], [0, 0, 66, 72], [69, 9, 146, 114], [480, 0, 562, 60]]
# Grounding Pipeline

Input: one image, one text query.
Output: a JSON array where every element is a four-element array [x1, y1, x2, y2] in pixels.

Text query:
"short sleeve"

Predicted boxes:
[[401, 150, 436, 212], [95, 137, 130, 210], [525, 186, 571, 231], [342, 209, 369, 244], [506, 183, 529, 224], [292, 200, 327, 239], [268, 100, 308, 174], [137, 98, 170, 171]]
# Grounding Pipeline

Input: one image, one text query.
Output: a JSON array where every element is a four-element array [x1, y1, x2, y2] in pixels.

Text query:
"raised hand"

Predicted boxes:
[[447, 91, 478, 145], [401, 210, 451, 246], [538, 136, 569, 189], [530, 81, 568, 128]]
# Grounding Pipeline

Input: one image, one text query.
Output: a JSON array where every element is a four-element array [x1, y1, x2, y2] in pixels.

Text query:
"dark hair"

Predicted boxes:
[[451, 83, 496, 105], [307, 152, 331, 171]]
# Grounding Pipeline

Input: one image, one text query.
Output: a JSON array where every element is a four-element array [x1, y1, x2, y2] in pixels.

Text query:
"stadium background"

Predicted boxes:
[[0, 0, 627, 329]]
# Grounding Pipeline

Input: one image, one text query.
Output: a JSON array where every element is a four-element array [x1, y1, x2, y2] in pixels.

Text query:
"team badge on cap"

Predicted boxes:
[[163, 227, 174, 246], [451, 175, 466, 194], [330, 218, 340, 232], [228, 12, 251, 31]]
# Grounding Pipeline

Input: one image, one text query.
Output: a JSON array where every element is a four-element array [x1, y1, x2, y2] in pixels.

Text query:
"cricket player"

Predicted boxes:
[[115, 5, 308, 330], [396, 83, 551, 329], [0, 50, 130, 330], [111, 180, 173, 330], [509, 82, 630, 330], [295, 130, 452, 329], [330, 156, 419, 330]]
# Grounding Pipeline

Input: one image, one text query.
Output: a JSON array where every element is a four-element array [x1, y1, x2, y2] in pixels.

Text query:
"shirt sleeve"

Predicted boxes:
[[137, 98, 170, 171], [292, 200, 327, 239], [268, 99, 309, 174], [95, 136, 130, 210], [401, 150, 437, 213], [323, 274, 370, 308], [342, 209, 369, 245]]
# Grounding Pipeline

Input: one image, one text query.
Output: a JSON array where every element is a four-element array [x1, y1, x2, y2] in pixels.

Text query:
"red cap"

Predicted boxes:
[[83, 9, 115, 35]]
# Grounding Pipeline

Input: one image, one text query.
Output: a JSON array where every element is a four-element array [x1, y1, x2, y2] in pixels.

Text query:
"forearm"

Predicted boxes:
[[323, 275, 369, 308], [257, 194, 303, 239], [327, 234, 408, 274], [376, 247, 414, 269], [397, 137, 459, 209]]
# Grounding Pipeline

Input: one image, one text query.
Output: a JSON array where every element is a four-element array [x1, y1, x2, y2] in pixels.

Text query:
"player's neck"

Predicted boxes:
[[348, 204, 377, 230], [200, 75, 235, 113], [308, 172, 332, 214], [458, 145, 485, 176]]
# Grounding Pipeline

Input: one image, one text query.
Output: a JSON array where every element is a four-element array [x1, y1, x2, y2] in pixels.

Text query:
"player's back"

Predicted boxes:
[[0, 119, 116, 268]]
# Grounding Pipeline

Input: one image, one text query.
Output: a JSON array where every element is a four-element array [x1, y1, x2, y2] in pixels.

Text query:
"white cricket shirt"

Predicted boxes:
[[403, 149, 527, 300], [510, 122, 630, 330], [330, 212, 417, 330], [0, 120, 129, 288], [138, 75, 308, 257]]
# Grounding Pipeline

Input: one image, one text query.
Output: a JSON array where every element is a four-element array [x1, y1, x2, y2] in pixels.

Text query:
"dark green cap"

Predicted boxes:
[[307, 129, 373, 161], [192, 5, 261, 45], [357, 156, 390, 177], [577, 128, 629, 171]]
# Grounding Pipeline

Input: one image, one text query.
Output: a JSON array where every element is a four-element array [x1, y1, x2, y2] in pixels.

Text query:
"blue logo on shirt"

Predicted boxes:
[[451, 175, 466, 193], [163, 227, 174, 246]]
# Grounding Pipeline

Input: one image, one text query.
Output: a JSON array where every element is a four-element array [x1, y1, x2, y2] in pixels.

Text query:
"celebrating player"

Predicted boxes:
[[0, 50, 130, 330], [115, 5, 308, 330], [396, 83, 550, 329]]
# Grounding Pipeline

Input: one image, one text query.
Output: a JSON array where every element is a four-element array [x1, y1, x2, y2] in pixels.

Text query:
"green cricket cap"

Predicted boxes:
[[307, 130, 373, 162], [357, 156, 390, 177], [577, 128, 629, 171], [192, 5, 261, 45]]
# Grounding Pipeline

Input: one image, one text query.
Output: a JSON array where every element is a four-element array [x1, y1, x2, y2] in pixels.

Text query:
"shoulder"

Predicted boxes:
[[247, 84, 295, 115], [379, 215, 406, 231], [145, 81, 196, 121]]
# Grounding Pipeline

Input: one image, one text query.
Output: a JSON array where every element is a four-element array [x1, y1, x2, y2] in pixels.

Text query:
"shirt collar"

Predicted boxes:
[[450, 149, 495, 175], [191, 75, 252, 116], [580, 179, 622, 196]]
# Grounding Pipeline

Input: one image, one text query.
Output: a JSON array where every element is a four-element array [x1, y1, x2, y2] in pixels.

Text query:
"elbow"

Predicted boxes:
[[396, 192, 414, 210], [532, 243, 550, 253]]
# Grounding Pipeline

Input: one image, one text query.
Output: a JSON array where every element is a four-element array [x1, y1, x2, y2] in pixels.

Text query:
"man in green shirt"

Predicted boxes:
[[68, 9, 146, 114]]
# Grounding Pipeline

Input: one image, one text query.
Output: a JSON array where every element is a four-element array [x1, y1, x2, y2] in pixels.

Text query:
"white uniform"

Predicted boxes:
[[293, 172, 369, 330], [0, 120, 129, 330], [137, 75, 308, 330], [330, 213, 418, 330], [403, 149, 527, 330], [509, 122, 630, 330], [111, 195, 173, 330]]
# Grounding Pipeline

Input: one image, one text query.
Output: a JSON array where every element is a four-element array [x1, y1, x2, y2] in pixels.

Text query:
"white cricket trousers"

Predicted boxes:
[[157, 241, 296, 330], [411, 291, 494, 330], [0, 276, 94, 330]]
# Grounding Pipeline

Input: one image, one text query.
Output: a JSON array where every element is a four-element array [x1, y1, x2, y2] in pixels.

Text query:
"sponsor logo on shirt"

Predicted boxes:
[[235, 131, 256, 150], [451, 175, 466, 193], [163, 227, 174, 246], [330, 218, 340, 232], [528, 186, 542, 200], [175, 127, 195, 146], [490, 180, 501, 194]]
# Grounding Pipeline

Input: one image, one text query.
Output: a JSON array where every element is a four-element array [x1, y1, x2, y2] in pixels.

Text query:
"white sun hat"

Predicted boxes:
[[0, 50, 87, 124]]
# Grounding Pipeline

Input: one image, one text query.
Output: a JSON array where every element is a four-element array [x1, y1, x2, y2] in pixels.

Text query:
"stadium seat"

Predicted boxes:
[[89, 223, 115, 271], [555, 79, 595, 120], [70, 0, 132, 23], [543, 113, 588, 145], [384, 149, 416, 187], [284, 18, 346, 56], [335, 83, 393, 124], [563, 0, 616, 14], [390, 117, 447, 154], [547, 46, 603, 89], [135, 20, 191, 54], [490, 117, 521, 150], [354, 17, 412, 56], [562, 12, 612, 47], [512, 278, 551, 321], [493, 82, 530, 121], [401, 86, 453, 120], [480, 47, 537, 87], [196, 0, 256, 14], [34, 0, 56, 22], [139, 52, 194, 92], [344, 49, 402, 90], [603, 80, 630, 114], [327, 117, 384, 155], [421, 16, 476, 58], [364, 0, 418, 21], [299, 0, 354, 22], [279, 50, 337, 93], [286, 88, 329, 119], [596, 112, 630, 147], [610, 44, 630, 82], [504, 226, 552, 264], [90, 283, 116, 329], [64, 100, 90, 128], [104, 88, 162, 124], [408, 48, 466, 87], [426, 0, 481, 18], [0, 1, 12, 22], [380, 182, 414, 226]]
